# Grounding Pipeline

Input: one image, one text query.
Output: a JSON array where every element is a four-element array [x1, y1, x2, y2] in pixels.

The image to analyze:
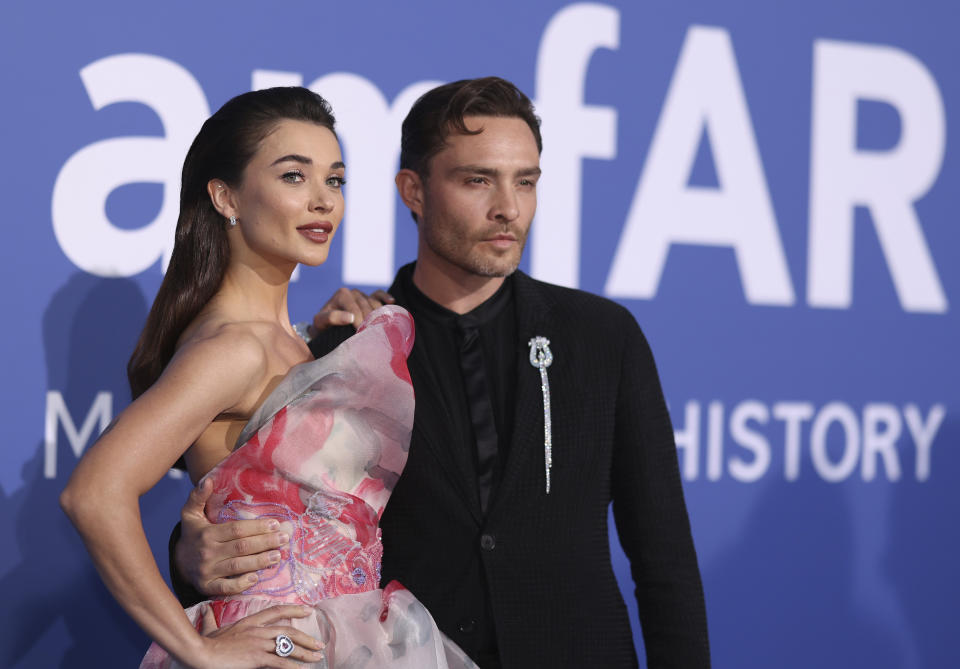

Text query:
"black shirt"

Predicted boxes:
[[398, 266, 519, 666], [397, 265, 517, 508]]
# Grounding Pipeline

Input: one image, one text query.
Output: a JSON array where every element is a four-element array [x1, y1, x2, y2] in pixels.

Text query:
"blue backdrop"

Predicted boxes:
[[2, 1, 957, 666]]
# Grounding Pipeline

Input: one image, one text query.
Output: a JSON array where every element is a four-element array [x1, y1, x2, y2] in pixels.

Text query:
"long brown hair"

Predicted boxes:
[[127, 87, 336, 399]]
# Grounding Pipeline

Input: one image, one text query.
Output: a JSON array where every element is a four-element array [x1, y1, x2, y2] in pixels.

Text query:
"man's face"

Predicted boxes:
[[416, 116, 541, 278]]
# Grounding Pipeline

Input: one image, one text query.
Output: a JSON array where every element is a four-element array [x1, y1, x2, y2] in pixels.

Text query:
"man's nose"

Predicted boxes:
[[491, 187, 519, 222]]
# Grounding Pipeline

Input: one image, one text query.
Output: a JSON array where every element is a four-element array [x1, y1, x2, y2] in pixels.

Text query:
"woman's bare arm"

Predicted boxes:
[[60, 329, 320, 668]]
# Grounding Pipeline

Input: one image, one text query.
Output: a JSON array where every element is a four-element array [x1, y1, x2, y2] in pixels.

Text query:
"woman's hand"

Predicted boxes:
[[195, 604, 326, 668]]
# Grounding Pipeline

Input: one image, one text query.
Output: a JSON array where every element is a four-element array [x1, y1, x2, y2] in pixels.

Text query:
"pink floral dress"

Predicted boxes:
[[142, 306, 475, 668]]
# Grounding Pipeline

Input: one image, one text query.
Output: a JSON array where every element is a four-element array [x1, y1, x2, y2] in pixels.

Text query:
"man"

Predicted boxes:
[[172, 77, 710, 667]]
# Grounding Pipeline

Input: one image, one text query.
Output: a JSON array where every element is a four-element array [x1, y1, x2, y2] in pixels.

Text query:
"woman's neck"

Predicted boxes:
[[215, 260, 296, 331]]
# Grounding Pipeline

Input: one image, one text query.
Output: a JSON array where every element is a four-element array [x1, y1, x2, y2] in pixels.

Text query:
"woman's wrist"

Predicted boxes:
[[172, 630, 213, 669]]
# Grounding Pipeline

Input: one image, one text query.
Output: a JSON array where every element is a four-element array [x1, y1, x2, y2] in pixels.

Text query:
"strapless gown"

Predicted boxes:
[[141, 306, 476, 668]]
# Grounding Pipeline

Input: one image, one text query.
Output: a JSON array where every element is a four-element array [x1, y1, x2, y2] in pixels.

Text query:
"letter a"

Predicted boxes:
[[606, 26, 794, 305]]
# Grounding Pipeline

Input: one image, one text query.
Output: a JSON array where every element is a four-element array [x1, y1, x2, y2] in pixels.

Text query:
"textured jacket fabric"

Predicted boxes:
[[307, 268, 710, 668]]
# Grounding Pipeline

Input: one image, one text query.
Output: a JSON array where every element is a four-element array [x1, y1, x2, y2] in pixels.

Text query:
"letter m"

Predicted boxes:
[[44, 391, 112, 479]]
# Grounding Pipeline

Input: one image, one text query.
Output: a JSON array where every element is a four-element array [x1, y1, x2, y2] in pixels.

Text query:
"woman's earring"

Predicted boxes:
[[229, 215, 237, 227]]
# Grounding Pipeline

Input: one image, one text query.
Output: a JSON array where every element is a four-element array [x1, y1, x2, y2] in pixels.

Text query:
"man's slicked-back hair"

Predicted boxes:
[[399, 76, 542, 178]]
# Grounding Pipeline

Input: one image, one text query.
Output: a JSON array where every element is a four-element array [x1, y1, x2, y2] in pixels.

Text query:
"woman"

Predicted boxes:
[[61, 87, 474, 669]]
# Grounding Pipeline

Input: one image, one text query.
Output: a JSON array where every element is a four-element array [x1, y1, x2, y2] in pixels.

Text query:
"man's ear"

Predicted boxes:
[[395, 169, 425, 222], [206, 179, 237, 221]]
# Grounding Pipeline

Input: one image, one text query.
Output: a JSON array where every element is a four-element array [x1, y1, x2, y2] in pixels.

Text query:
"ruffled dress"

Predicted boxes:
[[141, 306, 476, 668]]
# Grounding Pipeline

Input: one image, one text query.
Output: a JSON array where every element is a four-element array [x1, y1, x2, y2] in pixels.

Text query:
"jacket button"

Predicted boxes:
[[458, 618, 477, 634], [480, 533, 496, 551]]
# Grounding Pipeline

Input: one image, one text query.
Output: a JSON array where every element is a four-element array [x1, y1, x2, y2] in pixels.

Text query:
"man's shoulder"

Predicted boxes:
[[514, 271, 637, 327]]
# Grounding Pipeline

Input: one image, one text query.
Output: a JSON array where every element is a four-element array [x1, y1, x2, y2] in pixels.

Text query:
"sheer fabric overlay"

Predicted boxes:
[[141, 306, 475, 668]]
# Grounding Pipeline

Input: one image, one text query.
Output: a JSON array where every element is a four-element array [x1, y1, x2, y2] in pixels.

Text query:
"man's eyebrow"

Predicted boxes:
[[451, 165, 542, 177], [451, 165, 499, 176]]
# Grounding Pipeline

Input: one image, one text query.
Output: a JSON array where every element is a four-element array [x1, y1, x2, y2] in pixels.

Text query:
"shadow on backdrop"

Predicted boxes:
[[0, 272, 190, 667], [887, 415, 960, 669], [703, 477, 901, 668]]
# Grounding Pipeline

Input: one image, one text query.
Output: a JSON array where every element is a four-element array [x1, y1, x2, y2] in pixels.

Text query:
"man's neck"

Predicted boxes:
[[411, 256, 507, 315]]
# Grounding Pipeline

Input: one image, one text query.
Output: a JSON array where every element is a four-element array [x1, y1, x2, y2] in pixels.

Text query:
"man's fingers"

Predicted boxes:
[[183, 518, 287, 594], [350, 289, 379, 318], [199, 529, 286, 583], [181, 479, 213, 522], [338, 288, 369, 325], [205, 573, 261, 597], [312, 287, 392, 333], [313, 309, 356, 332], [314, 287, 362, 331], [203, 518, 281, 545], [370, 289, 395, 304], [209, 543, 284, 580]]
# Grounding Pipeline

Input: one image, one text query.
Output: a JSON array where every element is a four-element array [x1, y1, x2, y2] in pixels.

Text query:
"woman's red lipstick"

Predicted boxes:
[[297, 221, 333, 243]]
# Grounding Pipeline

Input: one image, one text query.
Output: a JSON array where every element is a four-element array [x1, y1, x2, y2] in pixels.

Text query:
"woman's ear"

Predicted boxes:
[[207, 179, 236, 220], [395, 169, 424, 222]]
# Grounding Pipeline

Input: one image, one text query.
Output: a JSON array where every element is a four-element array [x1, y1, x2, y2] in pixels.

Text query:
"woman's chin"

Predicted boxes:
[[293, 247, 333, 267]]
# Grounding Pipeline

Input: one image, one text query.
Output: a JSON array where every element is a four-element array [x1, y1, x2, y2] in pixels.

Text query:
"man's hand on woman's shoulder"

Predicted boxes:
[[310, 287, 394, 334]]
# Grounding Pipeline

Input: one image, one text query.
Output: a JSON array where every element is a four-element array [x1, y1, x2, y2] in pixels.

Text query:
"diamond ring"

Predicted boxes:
[[275, 634, 294, 657]]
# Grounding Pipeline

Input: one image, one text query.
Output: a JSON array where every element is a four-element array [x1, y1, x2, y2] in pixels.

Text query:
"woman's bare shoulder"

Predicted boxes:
[[160, 320, 272, 409]]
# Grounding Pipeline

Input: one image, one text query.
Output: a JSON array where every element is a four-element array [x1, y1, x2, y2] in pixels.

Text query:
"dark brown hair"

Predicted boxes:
[[399, 76, 542, 182], [127, 87, 336, 400]]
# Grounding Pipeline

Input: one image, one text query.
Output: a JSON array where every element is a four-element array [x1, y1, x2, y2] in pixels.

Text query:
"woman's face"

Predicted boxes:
[[228, 119, 345, 269]]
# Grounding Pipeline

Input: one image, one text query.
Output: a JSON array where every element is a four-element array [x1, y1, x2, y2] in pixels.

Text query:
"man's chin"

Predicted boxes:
[[467, 258, 520, 278], [464, 246, 526, 277]]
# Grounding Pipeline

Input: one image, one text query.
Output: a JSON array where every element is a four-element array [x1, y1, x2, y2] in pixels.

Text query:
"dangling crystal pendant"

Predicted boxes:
[[528, 336, 554, 494]]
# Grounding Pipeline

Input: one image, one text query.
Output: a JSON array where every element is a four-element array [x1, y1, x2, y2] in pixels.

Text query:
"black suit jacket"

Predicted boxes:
[[308, 267, 710, 668]]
